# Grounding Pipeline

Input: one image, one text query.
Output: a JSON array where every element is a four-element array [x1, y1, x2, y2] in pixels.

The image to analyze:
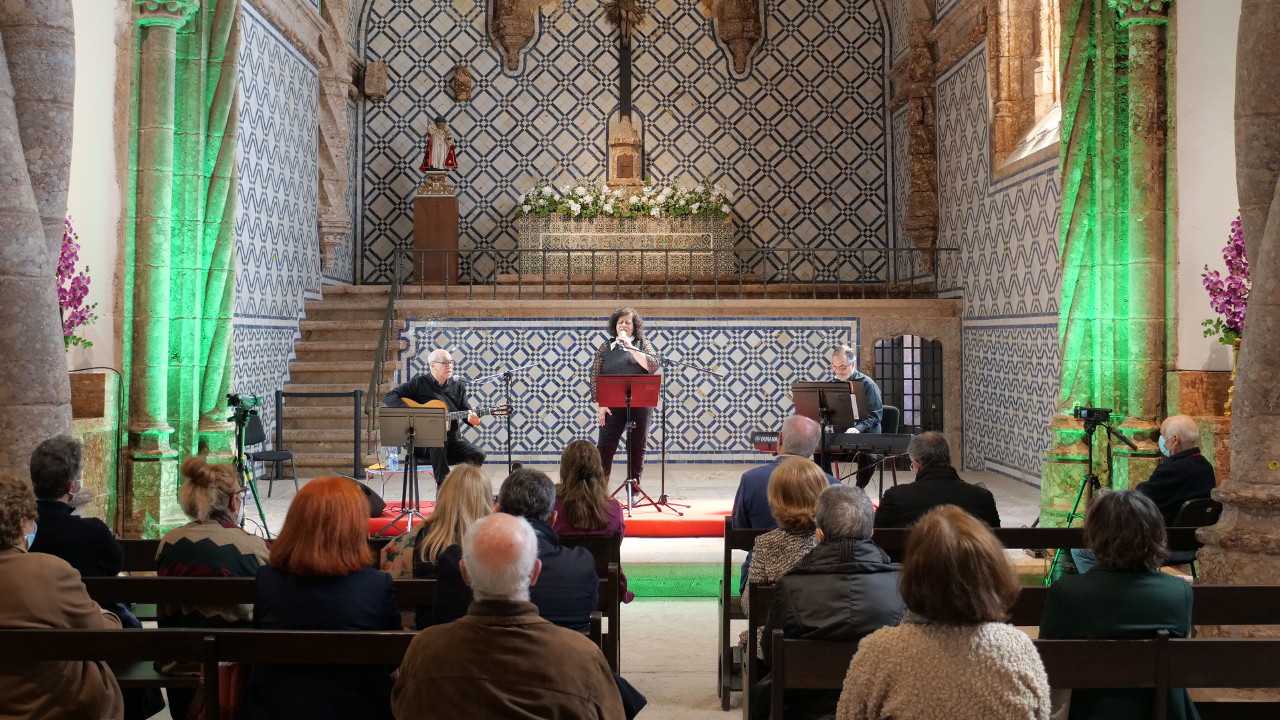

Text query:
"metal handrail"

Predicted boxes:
[[277, 389, 364, 478], [387, 246, 959, 300], [364, 248, 403, 449]]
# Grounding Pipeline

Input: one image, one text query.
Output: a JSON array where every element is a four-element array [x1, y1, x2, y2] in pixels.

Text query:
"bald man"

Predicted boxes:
[[392, 513, 625, 720], [1072, 414, 1216, 573], [382, 347, 486, 486]]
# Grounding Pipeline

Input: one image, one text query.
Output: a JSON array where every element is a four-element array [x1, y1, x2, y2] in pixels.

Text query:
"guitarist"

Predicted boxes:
[[382, 348, 486, 487]]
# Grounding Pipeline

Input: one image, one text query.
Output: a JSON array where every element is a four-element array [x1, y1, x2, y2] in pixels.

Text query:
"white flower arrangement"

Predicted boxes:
[[517, 178, 731, 220]]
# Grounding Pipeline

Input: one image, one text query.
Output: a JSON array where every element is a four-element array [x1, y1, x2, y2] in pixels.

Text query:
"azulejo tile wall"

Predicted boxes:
[[887, 0, 908, 64], [394, 317, 860, 464], [354, 0, 890, 285], [233, 2, 324, 438], [935, 42, 1062, 484]]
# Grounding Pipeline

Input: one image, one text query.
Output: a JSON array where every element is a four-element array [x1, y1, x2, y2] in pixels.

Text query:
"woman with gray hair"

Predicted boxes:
[[0, 475, 125, 719], [154, 456, 269, 719], [1040, 490, 1198, 720]]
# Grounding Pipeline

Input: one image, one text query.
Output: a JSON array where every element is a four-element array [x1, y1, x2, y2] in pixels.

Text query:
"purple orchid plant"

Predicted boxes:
[[57, 216, 97, 349], [1201, 215, 1249, 345]]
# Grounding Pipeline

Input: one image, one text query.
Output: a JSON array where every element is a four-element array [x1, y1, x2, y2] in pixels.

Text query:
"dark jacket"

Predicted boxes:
[[751, 538, 906, 720], [382, 373, 471, 435], [1135, 447, 1216, 525], [1040, 568, 1199, 720], [834, 371, 884, 434], [873, 465, 1000, 561], [29, 499, 124, 578], [240, 566, 401, 720], [732, 457, 839, 530], [427, 519, 599, 632]]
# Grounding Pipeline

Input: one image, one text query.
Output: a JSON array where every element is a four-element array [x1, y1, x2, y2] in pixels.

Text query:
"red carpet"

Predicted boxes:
[[367, 499, 732, 538]]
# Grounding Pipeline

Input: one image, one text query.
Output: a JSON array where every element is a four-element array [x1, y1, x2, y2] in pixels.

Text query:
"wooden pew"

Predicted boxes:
[[119, 537, 395, 573], [719, 517, 768, 709]]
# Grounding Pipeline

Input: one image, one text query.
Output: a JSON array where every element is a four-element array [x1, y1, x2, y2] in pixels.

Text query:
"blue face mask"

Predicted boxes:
[[1158, 435, 1170, 457], [24, 522, 36, 549]]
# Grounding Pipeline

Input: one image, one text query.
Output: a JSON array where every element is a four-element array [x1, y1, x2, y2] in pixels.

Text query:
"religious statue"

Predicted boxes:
[[419, 117, 458, 172]]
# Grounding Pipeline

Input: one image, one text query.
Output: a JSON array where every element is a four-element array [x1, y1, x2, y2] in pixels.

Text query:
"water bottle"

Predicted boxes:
[[388, 452, 402, 473]]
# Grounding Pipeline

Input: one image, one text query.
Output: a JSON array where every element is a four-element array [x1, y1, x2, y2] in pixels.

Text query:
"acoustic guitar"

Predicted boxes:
[[400, 398, 513, 426]]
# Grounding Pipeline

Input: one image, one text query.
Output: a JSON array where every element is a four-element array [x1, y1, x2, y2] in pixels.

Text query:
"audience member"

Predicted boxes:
[[553, 438, 634, 602], [27, 435, 124, 577], [0, 474, 124, 720], [392, 513, 625, 719], [1041, 491, 1198, 720], [742, 455, 829, 657], [430, 467, 598, 631], [379, 463, 492, 580], [836, 504, 1049, 720], [732, 415, 834, 530], [1072, 414, 1215, 573], [240, 477, 400, 720], [155, 456, 269, 719], [752, 484, 906, 720], [873, 431, 999, 560]]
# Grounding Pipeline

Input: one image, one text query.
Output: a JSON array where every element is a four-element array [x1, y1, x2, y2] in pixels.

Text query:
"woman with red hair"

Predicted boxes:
[[240, 477, 399, 720]]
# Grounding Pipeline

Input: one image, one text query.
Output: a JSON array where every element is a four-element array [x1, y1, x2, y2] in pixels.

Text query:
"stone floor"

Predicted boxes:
[[225, 461, 1045, 718]]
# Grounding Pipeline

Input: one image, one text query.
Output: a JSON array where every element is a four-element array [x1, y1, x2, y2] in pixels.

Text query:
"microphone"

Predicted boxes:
[[611, 333, 633, 351]]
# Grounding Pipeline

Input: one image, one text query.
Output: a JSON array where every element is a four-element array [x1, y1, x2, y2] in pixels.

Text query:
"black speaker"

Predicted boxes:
[[349, 477, 386, 518]]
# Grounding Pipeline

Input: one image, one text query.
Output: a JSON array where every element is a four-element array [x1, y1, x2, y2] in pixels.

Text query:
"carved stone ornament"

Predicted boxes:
[[453, 63, 473, 102], [136, 0, 200, 28], [1106, 0, 1171, 25], [607, 114, 643, 190], [714, 0, 761, 74], [491, 0, 535, 71], [364, 60, 389, 101]]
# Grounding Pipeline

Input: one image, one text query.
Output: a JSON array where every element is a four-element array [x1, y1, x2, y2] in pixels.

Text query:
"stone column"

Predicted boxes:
[[0, 28, 72, 480], [1199, 1, 1280, 591], [126, 0, 197, 536], [0, 0, 75, 258]]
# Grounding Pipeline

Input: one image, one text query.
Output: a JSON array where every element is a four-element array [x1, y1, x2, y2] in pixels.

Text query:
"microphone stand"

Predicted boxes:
[[622, 340, 724, 515], [473, 362, 536, 473]]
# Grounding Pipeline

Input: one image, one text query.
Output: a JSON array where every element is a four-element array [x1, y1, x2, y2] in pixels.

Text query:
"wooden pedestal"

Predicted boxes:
[[412, 193, 459, 284]]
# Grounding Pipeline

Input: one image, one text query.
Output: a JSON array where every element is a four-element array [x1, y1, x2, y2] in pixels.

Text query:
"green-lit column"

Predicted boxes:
[[126, 0, 198, 537]]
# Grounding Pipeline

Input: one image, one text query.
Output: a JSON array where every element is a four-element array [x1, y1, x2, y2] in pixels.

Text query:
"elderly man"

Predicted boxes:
[[827, 344, 884, 487], [382, 347, 486, 486], [1072, 414, 1216, 573], [428, 467, 598, 630], [873, 431, 999, 561], [752, 485, 906, 720], [392, 513, 625, 720], [27, 435, 123, 579]]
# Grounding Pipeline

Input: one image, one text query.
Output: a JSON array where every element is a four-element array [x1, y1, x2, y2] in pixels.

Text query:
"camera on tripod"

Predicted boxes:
[[1072, 406, 1112, 426], [227, 393, 262, 426]]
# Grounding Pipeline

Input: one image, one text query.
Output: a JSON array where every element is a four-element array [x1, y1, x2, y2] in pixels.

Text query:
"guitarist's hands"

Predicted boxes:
[[597, 405, 611, 426], [467, 411, 481, 427]]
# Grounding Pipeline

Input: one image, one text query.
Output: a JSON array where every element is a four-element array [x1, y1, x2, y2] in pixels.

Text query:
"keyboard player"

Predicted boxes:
[[827, 344, 884, 488]]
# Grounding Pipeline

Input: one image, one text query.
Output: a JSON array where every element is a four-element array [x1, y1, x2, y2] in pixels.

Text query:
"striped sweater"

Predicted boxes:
[[156, 520, 270, 627]]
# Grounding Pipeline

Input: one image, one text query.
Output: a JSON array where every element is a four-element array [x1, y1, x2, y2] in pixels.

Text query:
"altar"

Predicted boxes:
[[514, 215, 736, 276]]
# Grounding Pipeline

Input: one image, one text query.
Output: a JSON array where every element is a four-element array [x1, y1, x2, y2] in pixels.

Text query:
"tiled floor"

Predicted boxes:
[[232, 461, 1045, 718]]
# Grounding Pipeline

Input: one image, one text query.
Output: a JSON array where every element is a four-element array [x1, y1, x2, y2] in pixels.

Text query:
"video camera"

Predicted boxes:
[[227, 393, 262, 426], [1072, 406, 1112, 426]]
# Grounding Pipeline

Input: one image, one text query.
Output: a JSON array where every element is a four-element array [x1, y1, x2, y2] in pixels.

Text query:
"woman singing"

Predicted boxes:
[[591, 307, 658, 499]]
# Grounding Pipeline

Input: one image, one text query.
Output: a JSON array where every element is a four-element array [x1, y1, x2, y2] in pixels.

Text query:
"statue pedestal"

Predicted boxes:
[[413, 176, 458, 284], [513, 215, 735, 277]]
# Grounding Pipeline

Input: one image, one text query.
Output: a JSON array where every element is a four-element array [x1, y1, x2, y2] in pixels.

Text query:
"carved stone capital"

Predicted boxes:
[[1106, 0, 1170, 25], [492, 0, 535, 71], [136, 0, 199, 28], [318, 218, 350, 271], [713, 0, 762, 74]]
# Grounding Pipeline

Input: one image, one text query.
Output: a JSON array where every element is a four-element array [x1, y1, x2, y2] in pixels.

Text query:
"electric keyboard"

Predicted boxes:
[[749, 430, 913, 455]]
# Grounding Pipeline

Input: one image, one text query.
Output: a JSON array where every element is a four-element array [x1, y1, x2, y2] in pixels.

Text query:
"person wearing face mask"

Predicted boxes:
[[1070, 414, 1216, 574], [0, 474, 125, 719], [591, 307, 659, 501], [28, 435, 125, 579], [154, 456, 269, 719]]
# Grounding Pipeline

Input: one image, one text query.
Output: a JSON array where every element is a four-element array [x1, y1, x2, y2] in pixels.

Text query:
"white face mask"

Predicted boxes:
[[24, 521, 36, 550], [234, 498, 245, 526]]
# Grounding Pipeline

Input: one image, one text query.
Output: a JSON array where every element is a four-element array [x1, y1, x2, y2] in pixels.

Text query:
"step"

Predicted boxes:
[[376, 283, 941, 301], [282, 405, 374, 430], [290, 452, 380, 479], [277, 383, 377, 406], [287, 363, 396, 385], [299, 320, 402, 343], [293, 340, 403, 363], [302, 303, 390, 322]]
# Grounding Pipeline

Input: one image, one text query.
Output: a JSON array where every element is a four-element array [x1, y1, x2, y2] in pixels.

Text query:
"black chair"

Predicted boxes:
[[245, 414, 298, 497], [880, 405, 901, 434], [1166, 497, 1223, 579]]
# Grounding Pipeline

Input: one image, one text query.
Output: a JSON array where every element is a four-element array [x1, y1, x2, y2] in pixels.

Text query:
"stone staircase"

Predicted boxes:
[[282, 286, 403, 478]]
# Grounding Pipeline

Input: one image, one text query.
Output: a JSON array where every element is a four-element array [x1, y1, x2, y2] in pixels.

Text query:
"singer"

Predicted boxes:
[[591, 308, 658, 498]]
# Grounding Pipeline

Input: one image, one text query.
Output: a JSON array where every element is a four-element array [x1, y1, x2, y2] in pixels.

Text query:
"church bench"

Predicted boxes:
[[719, 518, 768, 709], [119, 537, 395, 573], [81, 570, 616, 672], [767, 630, 1280, 720]]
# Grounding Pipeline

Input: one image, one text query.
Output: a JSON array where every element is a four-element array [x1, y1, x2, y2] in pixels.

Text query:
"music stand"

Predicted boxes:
[[376, 407, 447, 535], [792, 381, 865, 474], [598, 374, 661, 517]]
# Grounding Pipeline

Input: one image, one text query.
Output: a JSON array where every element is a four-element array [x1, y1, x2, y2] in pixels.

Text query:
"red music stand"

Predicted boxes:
[[598, 375, 661, 515]]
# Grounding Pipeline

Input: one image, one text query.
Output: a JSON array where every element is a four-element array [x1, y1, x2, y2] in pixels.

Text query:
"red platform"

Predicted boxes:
[[368, 502, 436, 537]]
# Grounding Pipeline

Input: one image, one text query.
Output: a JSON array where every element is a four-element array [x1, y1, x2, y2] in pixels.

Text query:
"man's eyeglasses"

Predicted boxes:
[[431, 361, 456, 367], [832, 363, 852, 373]]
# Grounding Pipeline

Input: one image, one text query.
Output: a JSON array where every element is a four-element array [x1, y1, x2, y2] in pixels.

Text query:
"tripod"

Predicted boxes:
[[1045, 410, 1136, 584], [228, 394, 272, 539]]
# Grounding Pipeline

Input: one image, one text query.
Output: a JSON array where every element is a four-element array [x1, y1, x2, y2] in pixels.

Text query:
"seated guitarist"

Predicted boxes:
[[828, 344, 883, 488], [382, 348, 486, 487]]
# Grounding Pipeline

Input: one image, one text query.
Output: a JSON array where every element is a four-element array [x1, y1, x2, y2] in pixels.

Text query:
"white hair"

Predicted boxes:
[[427, 348, 449, 365], [462, 513, 538, 602]]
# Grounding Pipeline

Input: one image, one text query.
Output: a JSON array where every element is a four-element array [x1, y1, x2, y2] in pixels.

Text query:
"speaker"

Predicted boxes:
[[349, 477, 387, 518]]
